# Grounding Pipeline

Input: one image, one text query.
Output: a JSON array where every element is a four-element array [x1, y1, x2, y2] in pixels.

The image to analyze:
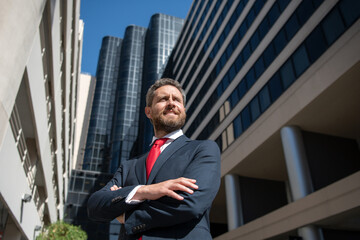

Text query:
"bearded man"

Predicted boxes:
[[88, 78, 221, 240]]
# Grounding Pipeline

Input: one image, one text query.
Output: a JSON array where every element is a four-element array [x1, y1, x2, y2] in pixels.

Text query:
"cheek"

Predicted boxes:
[[174, 102, 185, 110]]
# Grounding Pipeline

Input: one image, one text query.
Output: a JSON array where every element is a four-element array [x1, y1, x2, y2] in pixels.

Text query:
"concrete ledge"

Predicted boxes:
[[215, 171, 360, 239]]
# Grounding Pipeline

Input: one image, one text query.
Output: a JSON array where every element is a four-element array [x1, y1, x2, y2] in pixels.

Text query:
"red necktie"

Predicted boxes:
[[139, 138, 168, 240], [146, 138, 168, 180]]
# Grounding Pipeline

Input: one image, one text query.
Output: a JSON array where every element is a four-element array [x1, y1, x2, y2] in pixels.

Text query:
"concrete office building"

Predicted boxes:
[[163, 0, 360, 239], [0, 0, 82, 239], [72, 73, 96, 170]]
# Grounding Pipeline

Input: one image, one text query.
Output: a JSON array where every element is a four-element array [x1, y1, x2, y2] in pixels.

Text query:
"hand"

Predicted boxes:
[[116, 214, 125, 224], [133, 177, 198, 201], [110, 185, 121, 191]]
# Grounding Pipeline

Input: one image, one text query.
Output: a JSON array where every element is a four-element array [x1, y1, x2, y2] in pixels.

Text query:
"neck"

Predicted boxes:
[[154, 129, 169, 138]]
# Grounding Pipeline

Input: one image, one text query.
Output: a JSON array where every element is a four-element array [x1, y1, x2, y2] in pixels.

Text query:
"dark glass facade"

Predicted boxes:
[[136, 14, 184, 154], [83, 36, 122, 172], [64, 170, 114, 239], [110, 25, 146, 173]]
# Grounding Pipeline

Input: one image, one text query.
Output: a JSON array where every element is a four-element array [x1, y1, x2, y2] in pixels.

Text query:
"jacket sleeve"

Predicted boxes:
[[123, 140, 221, 235], [87, 161, 138, 222]]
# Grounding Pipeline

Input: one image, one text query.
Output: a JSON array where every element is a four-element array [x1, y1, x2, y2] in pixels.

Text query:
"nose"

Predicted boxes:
[[166, 97, 176, 109], [167, 96, 175, 105]]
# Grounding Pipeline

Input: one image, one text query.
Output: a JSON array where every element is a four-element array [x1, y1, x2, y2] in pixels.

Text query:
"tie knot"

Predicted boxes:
[[154, 138, 168, 147]]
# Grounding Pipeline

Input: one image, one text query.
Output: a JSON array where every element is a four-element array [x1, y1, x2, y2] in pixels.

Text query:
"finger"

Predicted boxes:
[[174, 184, 194, 194], [166, 190, 184, 200], [110, 185, 121, 191], [177, 179, 198, 189], [178, 177, 197, 183]]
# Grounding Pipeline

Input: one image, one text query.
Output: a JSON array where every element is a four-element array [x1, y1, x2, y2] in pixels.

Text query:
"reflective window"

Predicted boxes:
[[292, 45, 310, 77], [238, 80, 247, 99], [250, 32, 260, 51], [241, 106, 251, 130], [230, 89, 239, 108], [280, 59, 296, 89], [296, 0, 314, 25], [258, 18, 269, 39], [322, 8, 345, 45], [243, 43, 251, 61], [339, 0, 360, 26], [273, 29, 287, 54], [268, 2, 281, 26], [229, 64, 236, 81], [74, 178, 84, 191], [233, 115, 243, 138], [263, 44, 276, 67], [250, 96, 261, 121], [259, 86, 271, 112], [305, 26, 327, 63], [254, 57, 265, 78], [268, 73, 283, 102], [278, 0, 290, 11], [234, 55, 244, 71], [246, 68, 256, 88], [285, 14, 300, 40]]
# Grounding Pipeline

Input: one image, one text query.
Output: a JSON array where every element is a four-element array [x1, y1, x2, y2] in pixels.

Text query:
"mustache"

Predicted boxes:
[[163, 106, 180, 115]]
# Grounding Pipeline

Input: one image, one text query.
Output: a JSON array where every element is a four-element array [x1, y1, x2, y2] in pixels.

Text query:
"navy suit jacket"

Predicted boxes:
[[87, 135, 221, 240]]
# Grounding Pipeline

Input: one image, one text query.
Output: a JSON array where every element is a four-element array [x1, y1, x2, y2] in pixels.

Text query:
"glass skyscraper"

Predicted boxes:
[[110, 25, 147, 173], [137, 14, 185, 154], [66, 13, 185, 240], [83, 36, 122, 172]]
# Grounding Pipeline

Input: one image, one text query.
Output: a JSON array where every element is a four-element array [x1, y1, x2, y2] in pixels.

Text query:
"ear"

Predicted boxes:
[[145, 106, 152, 120]]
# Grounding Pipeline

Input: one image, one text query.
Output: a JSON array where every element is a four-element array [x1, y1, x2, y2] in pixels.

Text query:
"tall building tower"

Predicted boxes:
[[163, 0, 360, 239], [136, 14, 185, 154], [82, 36, 122, 172], [0, 0, 82, 239], [110, 25, 147, 173]]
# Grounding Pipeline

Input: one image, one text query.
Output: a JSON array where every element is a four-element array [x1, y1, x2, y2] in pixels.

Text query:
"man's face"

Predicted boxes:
[[145, 85, 186, 134]]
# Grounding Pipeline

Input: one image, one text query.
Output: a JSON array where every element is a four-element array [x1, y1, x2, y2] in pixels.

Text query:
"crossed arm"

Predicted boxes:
[[87, 140, 220, 235], [111, 177, 198, 223]]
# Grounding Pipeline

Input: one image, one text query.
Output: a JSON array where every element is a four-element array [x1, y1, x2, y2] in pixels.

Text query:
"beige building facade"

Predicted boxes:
[[0, 0, 82, 239]]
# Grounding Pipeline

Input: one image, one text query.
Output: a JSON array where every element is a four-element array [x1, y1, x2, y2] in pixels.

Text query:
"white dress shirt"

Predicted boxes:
[[125, 129, 184, 203]]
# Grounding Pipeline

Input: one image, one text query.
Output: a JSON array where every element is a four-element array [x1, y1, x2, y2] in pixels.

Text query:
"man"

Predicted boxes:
[[88, 78, 221, 239]]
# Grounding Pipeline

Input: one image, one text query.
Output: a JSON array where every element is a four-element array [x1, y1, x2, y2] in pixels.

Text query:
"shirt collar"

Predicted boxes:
[[150, 129, 183, 146]]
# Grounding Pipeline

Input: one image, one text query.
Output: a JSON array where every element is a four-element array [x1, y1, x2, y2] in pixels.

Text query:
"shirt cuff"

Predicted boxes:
[[125, 185, 144, 204]]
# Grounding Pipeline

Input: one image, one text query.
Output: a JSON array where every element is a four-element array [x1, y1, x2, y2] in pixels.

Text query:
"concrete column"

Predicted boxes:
[[298, 225, 323, 240], [280, 126, 313, 200], [225, 174, 243, 231], [281, 126, 322, 240]]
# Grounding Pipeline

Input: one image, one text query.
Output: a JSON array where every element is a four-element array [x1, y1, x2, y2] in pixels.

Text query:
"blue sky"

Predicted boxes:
[[80, 0, 193, 76]]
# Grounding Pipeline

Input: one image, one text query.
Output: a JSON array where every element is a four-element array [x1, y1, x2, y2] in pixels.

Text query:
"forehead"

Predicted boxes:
[[154, 85, 182, 97]]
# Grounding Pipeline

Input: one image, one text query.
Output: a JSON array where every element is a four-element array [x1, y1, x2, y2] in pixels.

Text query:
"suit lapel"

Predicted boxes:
[[134, 154, 147, 184], [147, 135, 190, 184]]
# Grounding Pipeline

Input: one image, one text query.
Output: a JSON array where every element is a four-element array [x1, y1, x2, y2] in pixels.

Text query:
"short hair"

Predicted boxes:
[[146, 78, 186, 107]]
